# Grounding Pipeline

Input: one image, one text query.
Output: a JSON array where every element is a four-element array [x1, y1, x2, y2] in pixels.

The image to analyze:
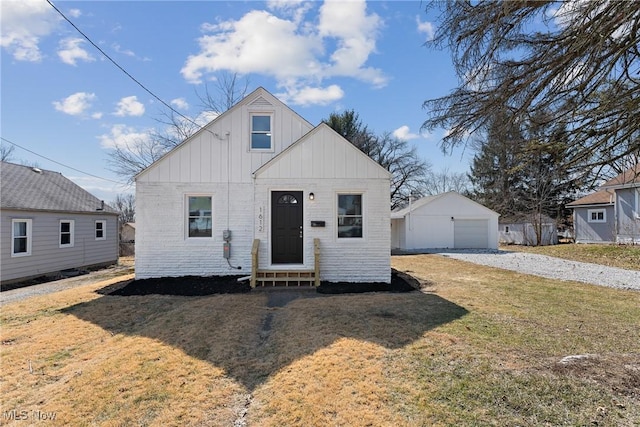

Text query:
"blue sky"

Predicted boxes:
[[1, 0, 471, 202]]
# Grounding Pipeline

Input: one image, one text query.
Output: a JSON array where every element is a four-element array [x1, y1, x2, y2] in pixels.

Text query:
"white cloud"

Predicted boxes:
[[317, 0, 385, 86], [277, 84, 344, 106], [0, 0, 60, 62], [57, 37, 95, 66], [98, 124, 151, 149], [91, 112, 103, 119], [170, 97, 189, 110], [68, 8, 82, 18], [416, 17, 435, 41], [393, 125, 420, 141], [114, 96, 145, 117], [53, 92, 96, 116], [181, 0, 385, 105]]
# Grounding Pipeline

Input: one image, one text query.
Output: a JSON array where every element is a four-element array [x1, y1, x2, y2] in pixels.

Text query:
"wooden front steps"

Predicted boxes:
[[251, 238, 320, 287], [254, 270, 316, 287]]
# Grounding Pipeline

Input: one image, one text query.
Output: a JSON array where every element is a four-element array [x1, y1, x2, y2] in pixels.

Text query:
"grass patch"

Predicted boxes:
[[503, 243, 640, 271], [1, 257, 638, 426]]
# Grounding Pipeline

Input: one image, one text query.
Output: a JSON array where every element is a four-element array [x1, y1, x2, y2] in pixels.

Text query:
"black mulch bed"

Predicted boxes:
[[106, 269, 420, 296], [109, 275, 251, 296]]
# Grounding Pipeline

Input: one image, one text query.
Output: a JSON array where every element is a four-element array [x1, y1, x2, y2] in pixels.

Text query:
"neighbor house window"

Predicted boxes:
[[337, 194, 363, 238], [12, 219, 32, 257], [60, 220, 74, 247], [188, 196, 212, 238], [250, 114, 272, 150], [95, 220, 106, 240], [588, 209, 606, 223]]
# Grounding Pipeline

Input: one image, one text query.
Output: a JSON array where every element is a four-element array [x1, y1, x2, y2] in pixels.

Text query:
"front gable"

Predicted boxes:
[[393, 192, 499, 219], [136, 87, 314, 184], [253, 123, 390, 180]]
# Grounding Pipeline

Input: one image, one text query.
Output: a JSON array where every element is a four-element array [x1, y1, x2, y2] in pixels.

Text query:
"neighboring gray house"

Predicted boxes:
[[1, 162, 119, 284], [499, 213, 558, 246], [568, 165, 640, 244]]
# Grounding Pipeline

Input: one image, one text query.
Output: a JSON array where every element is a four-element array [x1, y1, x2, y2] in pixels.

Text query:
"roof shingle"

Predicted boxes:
[[1, 162, 117, 214]]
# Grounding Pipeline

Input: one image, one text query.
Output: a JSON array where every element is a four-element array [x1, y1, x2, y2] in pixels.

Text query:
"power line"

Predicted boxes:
[[45, 0, 206, 133], [1, 136, 126, 185]]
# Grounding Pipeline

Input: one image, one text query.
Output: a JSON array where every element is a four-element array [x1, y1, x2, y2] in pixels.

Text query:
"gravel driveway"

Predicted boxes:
[[418, 249, 640, 291]]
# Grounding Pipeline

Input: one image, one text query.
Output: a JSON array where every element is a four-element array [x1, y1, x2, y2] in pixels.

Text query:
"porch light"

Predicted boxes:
[[309, 192, 315, 201]]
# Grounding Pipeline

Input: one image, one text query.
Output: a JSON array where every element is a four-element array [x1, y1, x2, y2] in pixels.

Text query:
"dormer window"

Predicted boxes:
[[251, 114, 272, 150]]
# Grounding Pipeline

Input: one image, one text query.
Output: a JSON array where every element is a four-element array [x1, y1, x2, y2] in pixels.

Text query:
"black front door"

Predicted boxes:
[[271, 191, 303, 264]]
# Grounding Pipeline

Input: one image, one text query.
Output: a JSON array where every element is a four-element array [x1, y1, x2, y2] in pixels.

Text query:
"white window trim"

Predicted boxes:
[[59, 220, 75, 248], [12, 219, 32, 257], [95, 220, 107, 241], [336, 192, 365, 241], [587, 208, 607, 223], [249, 112, 274, 152], [186, 194, 214, 239], [635, 188, 640, 219]]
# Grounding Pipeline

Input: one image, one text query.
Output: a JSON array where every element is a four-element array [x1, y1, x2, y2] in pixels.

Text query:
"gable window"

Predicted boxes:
[[95, 220, 106, 240], [588, 209, 606, 223], [188, 196, 212, 238], [12, 219, 32, 257], [60, 220, 74, 247], [250, 114, 272, 150], [338, 194, 363, 238]]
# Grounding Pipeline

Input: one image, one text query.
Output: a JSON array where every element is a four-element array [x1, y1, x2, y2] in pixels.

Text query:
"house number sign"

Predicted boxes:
[[258, 206, 264, 232]]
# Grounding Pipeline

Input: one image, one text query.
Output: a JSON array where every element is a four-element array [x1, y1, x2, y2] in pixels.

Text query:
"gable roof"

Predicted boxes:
[[601, 164, 640, 188], [1, 161, 117, 214], [391, 192, 498, 219], [253, 122, 391, 179], [135, 87, 313, 181], [566, 188, 615, 207]]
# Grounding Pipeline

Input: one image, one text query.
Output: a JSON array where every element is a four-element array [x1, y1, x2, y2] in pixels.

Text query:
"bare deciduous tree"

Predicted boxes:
[[323, 110, 431, 209], [111, 193, 136, 225], [423, 168, 470, 196], [1, 142, 15, 162], [422, 1, 640, 179], [107, 72, 250, 183]]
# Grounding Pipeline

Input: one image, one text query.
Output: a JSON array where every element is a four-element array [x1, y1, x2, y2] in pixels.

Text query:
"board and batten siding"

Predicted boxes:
[[254, 124, 391, 283], [136, 91, 313, 185], [0, 209, 118, 283], [135, 88, 392, 283]]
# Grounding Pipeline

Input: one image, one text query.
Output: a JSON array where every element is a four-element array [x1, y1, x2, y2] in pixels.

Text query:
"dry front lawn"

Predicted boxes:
[[1, 256, 639, 426]]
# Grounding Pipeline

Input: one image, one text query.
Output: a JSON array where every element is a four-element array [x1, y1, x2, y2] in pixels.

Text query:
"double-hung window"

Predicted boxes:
[[588, 209, 606, 223], [250, 114, 272, 150], [12, 219, 32, 257], [95, 220, 106, 240], [188, 196, 213, 238], [337, 194, 363, 238], [60, 220, 74, 247]]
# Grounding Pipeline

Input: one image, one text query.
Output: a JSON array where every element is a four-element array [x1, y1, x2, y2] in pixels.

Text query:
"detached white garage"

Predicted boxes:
[[391, 192, 499, 250]]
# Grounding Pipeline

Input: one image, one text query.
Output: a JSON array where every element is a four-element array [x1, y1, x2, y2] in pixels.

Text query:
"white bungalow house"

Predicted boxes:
[[391, 192, 499, 250], [135, 87, 391, 286]]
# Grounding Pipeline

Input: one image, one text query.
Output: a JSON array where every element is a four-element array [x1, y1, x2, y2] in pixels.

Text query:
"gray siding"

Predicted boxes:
[[615, 188, 640, 243], [1, 209, 118, 283], [573, 206, 615, 243]]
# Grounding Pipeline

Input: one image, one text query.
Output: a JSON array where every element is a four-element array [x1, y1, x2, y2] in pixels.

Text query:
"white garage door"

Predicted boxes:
[[454, 219, 489, 249]]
